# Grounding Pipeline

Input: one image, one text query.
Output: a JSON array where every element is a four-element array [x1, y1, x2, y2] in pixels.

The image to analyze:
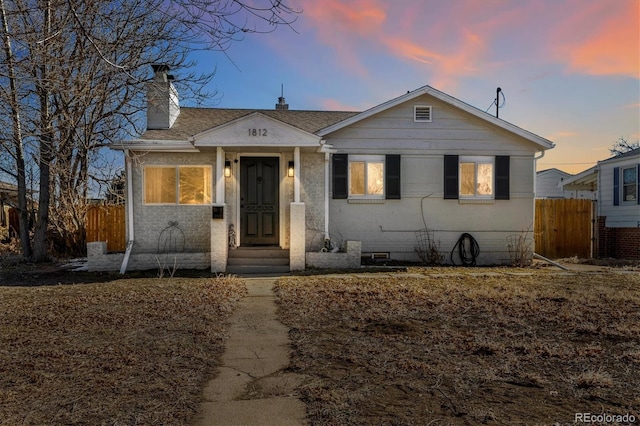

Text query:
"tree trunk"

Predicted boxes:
[[32, 1, 52, 262], [0, 0, 32, 258]]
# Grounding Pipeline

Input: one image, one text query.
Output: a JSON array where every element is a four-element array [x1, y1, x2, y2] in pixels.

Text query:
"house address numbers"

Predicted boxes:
[[248, 128, 268, 137]]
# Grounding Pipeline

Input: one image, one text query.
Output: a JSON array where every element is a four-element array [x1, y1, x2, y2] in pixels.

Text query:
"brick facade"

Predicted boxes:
[[597, 216, 640, 259]]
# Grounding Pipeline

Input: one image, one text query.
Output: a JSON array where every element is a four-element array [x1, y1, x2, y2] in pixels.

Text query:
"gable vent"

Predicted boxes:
[[414, 105, 432, 122]]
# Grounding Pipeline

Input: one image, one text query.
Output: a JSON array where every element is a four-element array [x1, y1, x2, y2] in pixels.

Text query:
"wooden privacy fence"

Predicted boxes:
[[86, 205, 126, 252], [535, 199, 594, 259]]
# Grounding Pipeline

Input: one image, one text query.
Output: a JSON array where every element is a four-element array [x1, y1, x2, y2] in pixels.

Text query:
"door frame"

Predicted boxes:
[[235, 153, 286, 248]]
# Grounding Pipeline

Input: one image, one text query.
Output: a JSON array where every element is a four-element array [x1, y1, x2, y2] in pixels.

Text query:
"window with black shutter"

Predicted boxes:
[[444, 155, 510, 200], [332, 154, 400, 200]]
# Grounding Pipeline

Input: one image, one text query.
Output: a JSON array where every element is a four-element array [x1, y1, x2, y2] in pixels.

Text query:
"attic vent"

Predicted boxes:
[[414, 105, 432, 122]]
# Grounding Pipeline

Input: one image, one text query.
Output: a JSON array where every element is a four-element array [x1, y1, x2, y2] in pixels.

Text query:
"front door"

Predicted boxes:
[[240, 157, 279, 245]]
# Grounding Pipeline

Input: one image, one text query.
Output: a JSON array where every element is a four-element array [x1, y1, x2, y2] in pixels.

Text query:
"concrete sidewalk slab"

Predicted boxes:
[[192, 278, 306, 426]]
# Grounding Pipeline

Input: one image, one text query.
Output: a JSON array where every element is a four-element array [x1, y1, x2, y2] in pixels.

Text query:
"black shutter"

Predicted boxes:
[[613, 167, 619, 206], [444, 155, 459, 199], [385, 154, 401, 199], [495, 156, 510, 200], [332, 154, 348, 199]]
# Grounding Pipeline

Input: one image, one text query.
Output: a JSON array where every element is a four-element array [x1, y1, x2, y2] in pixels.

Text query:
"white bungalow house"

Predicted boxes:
[[562, 148, 640, 259], [88, 65, 556, 272]]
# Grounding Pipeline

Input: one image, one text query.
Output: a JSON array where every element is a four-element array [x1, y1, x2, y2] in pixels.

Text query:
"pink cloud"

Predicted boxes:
[[318, 98, 363, 111], [552, 1, 639, 78], [301, 0, 387, 78], [290, 0, 638, 92]]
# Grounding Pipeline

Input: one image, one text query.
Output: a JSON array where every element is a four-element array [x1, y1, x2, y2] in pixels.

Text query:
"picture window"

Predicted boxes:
[[144, 166, 212, 205]]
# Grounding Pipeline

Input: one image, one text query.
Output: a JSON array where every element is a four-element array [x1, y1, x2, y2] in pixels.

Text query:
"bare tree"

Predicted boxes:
[[610, 137, 640, 156], [0, 0, 299, 260]]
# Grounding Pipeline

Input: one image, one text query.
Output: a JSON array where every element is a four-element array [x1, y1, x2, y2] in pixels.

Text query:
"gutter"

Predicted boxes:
[[319, 141, 336, 240], [120, 150, 135, 274]]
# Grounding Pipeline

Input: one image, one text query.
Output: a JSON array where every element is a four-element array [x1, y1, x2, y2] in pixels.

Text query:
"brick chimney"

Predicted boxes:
[[275, 95, 289, 110], [147, 64, 180, 129], [275, 84, 289, 110]]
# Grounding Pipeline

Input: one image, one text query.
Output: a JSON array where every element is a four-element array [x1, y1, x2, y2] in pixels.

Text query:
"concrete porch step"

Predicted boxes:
[[227, 257, 289, 266], [228, 247, 290, 259], [227, 247, 290, 275]]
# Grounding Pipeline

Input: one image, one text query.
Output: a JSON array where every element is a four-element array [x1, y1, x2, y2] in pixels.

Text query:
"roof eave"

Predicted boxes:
[[111, 139, 198, 152], [560, 166, 598, 189]]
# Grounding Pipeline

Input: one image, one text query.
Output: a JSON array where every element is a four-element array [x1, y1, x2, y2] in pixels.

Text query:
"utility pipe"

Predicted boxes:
[[533, 253, 570, 271]]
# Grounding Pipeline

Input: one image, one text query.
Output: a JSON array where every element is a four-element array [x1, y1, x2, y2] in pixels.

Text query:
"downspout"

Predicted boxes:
[[533, 150, 545, 197], [120, 150, 135, 274], [532, 150, 545, 257], [324, 151, 330, 240]]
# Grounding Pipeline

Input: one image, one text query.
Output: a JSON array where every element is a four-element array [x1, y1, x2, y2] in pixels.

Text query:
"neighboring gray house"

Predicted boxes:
[[535, 168, 596, 199], [90, 66, 556, 272], [562, 148, 640, 259]]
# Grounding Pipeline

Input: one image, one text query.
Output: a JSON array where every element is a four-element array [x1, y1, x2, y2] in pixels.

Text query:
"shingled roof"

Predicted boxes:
[[140, 107, 359, 141]]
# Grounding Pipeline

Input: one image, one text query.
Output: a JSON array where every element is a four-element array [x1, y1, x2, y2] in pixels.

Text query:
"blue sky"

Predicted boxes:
[[186, 0, 639, 174]]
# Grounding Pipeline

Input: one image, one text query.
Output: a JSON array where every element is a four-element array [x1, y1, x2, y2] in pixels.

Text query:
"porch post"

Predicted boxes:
[[294, 146, 301, 203], [211, 146, 228, 273], [216, 147, 225, 204]]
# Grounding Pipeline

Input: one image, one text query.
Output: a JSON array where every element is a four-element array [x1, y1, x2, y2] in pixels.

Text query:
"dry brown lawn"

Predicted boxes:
[[275, 269, 640, 425], [0, 277, 246, 425]]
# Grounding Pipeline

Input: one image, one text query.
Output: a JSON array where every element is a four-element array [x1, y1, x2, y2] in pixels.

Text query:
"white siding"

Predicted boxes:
[[599, 155, 640, 228], [326, 95, 541, 265]]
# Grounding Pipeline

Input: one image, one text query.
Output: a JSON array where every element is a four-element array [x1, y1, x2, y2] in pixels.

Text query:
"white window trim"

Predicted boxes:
[[621, 166, 638, 203], [459, 156, 495, 200], [143, 165, 213, 205], [348, 155, 385, 199], [414, 105, 432, 123]]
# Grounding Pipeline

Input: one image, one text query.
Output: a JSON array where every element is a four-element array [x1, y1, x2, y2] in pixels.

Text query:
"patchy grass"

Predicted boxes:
[[275, 271, 640, 425], [0, 277, 246, 425]]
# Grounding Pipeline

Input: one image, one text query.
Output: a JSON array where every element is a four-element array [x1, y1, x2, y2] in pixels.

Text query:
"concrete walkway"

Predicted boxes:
[[193, 278, 306, 426]]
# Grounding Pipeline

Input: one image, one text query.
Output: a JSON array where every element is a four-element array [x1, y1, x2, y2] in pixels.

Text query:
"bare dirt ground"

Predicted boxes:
[[275, 269, 640, 425], [0, 274, 246, 425]]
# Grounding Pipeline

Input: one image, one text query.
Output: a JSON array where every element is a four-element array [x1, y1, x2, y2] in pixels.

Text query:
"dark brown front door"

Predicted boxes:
[[240, 157, 279, 245]]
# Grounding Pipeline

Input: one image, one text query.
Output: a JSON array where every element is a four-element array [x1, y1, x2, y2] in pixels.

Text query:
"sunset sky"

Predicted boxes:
[[189, 0, 640, 174]]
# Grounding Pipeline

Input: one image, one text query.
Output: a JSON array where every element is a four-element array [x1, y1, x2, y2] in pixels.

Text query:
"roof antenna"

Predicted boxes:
[[275, 83, 289, 110], [494, 87, 506, 118]]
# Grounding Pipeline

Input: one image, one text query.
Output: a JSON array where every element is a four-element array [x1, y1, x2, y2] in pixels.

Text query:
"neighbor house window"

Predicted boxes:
[[459, 156, 494, 198], [144, 166, 212, 205], [622, 166, 637, 202], [348, 155, 384, 198]]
